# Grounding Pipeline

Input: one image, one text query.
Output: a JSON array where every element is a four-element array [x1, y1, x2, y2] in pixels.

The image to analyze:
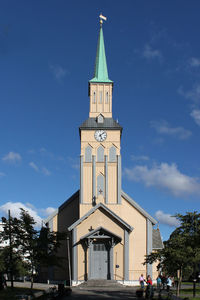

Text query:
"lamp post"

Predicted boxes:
[[67, 236, 71, 286], [8, 210, 13, 289], [193, 279, 197, 298]]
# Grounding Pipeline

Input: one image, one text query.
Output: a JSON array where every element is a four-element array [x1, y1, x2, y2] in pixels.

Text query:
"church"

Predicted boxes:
[[45, 17, 162, 286]]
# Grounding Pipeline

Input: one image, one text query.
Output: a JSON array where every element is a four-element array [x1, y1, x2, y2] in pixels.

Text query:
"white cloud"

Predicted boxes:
[[155, 210, 180, 227], [151, 120, 192, 140], [2, 151, 21, 163], [49, 64, 67, 80], [190, 109, 200, 126], [0, 202, 42, 227], [41, 207, 57, 217], [143, 44, 162, 61], [131, 154, 149, 161], [29, 162, 39, 172], [25, 202, 36, 210], [124, 162, 200, 197], [178, 84, 200, 103], [41, 167, 51, 176], [29, 162, 51, 176], [189, 57, 200, 67], [178, 85, 200, 126], [0, 202, 57, 227]]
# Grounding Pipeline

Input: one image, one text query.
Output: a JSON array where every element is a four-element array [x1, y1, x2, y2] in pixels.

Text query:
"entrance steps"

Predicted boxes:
[[78, 279, 123, 288]]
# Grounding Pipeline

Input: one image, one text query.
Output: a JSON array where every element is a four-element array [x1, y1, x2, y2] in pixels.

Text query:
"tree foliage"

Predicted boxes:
[[144, 212, 200, 295], [0, 209, 66, 289], [0, 246, 27, 277]]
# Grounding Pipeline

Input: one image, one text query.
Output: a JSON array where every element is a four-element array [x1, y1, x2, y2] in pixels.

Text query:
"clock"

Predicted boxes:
[[94, 130, 107, 142]]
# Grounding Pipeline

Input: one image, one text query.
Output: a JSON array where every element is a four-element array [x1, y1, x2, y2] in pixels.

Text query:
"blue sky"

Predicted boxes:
[[0, 0, 200, 241]]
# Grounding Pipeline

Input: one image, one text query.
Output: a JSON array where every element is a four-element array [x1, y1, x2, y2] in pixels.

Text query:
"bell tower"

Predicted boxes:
[[79, 16, 122, 215]]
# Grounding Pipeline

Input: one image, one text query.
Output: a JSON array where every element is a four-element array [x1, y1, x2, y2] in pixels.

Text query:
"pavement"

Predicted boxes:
[[6, 281, 181, 300], [7, 281, 57, 290], [7, 281, 140, 299], [68, 285, 140, 299]]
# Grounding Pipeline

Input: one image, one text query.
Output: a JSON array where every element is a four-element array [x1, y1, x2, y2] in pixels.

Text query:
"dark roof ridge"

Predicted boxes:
[[79, 117, 122, 132], [59, 189, 79, 212]]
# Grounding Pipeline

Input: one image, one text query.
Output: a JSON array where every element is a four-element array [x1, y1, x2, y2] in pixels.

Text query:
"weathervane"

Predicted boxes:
[[99, 14, 107, 26]]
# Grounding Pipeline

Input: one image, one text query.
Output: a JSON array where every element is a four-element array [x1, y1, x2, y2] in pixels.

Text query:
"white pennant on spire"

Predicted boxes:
[[99, 14, 107, 25]]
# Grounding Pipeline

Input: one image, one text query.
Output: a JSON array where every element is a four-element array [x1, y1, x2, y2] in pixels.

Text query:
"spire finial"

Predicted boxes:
[[99, 14, 107, 27]]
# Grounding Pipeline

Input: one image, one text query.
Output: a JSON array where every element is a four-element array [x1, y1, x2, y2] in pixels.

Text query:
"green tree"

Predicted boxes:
[[17, 209, 39, 289], [144, 212, 200, 296], [0, 246, 27, 276], [17, 209, 66, 289], [1, 209, 66, 289], [0, 211, 22, 288], [173, 212, 200, 279]]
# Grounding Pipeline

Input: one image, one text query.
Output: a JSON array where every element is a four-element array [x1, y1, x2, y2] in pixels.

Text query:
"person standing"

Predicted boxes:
[[161, 274, 166, 290], [157, 275, 162, 291], [139, 274, 145, 289], [145, 275, 153, 299], [146, 275, 153, 286], [167, 276, 172, 292]]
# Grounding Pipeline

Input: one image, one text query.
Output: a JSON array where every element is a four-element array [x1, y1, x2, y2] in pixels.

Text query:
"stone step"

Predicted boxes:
[[79, 279, 122, 288]]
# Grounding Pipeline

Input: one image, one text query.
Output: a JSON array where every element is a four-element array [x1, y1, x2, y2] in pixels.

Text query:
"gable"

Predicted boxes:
[[80, 226, 122, 243], [77, 212, 124, 243], [68, 202, 133, 232]]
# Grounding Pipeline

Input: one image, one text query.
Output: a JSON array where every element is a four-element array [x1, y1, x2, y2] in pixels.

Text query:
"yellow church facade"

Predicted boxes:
[[45, 19, 162, 286]]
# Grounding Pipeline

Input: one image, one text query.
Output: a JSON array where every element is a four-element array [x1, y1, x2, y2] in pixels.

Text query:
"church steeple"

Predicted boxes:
[[79, 15, 122, 209], [89, 17, 113, 119], [90, 25, 113, 83]]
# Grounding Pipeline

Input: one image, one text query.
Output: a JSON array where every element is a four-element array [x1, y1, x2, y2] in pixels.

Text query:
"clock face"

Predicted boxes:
[[94, 130, 107, 142]]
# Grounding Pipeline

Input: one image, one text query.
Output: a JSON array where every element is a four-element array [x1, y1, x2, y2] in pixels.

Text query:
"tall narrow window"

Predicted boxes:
[[105, 92, 109, 104], [99, 91, 103, 103], [97, 146, 104, 162], [109, 146, 116, 162], [97, 174, 104, 197], [93, 92, 96, 103], [85, 145, 92, 162]]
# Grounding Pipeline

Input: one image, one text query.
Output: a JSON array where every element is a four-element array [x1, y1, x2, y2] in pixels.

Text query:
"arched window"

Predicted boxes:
[[97, 174, 104, 197], [93, 92, 96, 103], [109, 146, 116, 162], [97, 146, 104, 162], [99, 91, 103, 103], [85, 145, 92, 162], [105, 92, 109, 104]]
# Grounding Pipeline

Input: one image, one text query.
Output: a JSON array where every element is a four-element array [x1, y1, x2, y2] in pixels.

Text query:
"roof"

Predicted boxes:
[[80, 226, 122, 243], [59, 190, 79, 212], [68, 202, 133, 232], [45, 189, 157, 228], [79, 117, 122, 132], [152, 228, 163, 249], [121, 190, 157, 225], [89, 26, 113, 83]]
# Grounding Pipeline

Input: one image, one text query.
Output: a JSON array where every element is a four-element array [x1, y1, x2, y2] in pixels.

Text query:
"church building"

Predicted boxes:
[[45, 17, 162, 286]]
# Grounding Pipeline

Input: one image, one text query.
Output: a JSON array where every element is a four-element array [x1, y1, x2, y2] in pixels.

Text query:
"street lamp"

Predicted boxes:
[[67, 236, 71, 286]]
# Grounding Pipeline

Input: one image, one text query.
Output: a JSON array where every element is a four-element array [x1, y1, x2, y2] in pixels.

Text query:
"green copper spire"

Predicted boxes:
[[90, 25, 113, 83]]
